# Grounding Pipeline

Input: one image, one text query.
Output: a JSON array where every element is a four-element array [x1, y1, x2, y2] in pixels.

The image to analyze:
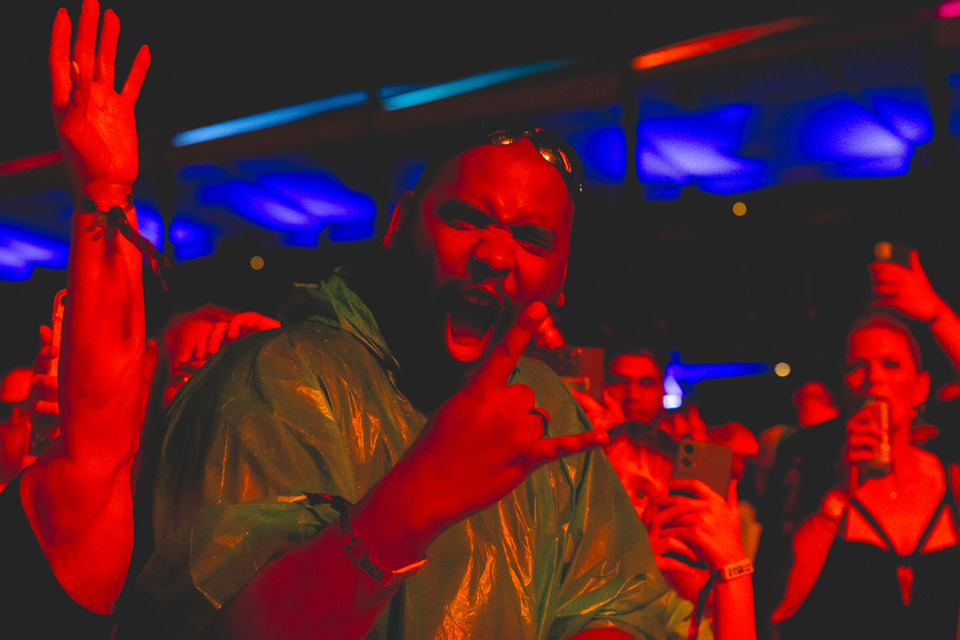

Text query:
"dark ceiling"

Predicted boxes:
[[1, 1, 945, 163], [2, 1, 956, 431]]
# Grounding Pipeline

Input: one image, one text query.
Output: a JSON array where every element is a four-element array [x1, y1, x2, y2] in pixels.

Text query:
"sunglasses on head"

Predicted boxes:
[[483, 128, 584, 198]]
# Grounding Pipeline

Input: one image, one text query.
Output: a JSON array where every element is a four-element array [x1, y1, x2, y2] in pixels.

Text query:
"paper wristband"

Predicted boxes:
[[712, 558, 754, 582]]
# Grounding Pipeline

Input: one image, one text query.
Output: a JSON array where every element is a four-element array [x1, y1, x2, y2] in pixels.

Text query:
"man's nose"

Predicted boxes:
[[470, 227, 515, 275]]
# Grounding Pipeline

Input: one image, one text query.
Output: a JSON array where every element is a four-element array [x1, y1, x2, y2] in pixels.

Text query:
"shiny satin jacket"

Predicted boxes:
[[136, 271, 693, 639]]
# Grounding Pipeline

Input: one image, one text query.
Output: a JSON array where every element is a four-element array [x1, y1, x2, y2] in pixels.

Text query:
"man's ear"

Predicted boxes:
[[383, 191, 414, 249]]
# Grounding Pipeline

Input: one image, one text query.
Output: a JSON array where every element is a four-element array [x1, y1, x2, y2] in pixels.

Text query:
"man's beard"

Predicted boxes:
[[372, 243, 515, 410]]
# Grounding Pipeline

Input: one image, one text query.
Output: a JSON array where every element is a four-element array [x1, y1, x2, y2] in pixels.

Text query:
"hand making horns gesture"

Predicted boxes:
[[403, 301, 611, 532]]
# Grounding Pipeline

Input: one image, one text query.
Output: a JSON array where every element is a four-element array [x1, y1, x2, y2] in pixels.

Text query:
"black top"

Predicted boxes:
[[777, 459, 960, 639], [0, 474, 115, 639], [753, 418, 847, 638]]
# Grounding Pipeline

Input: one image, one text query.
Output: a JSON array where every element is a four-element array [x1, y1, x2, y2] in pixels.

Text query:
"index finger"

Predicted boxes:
[[472, 301, 548, 389]]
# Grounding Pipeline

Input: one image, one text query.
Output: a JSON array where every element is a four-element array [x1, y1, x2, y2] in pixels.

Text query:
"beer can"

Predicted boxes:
[[863, 396, 892, 477]]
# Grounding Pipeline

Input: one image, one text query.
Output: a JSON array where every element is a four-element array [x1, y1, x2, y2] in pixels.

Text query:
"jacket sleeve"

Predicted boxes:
[[131, 326, 414, 638]]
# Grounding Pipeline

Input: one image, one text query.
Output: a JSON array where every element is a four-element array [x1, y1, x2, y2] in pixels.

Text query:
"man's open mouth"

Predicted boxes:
[[445, 289, 502, 362]]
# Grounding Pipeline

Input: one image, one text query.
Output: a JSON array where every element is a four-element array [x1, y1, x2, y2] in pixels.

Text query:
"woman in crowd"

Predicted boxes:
[[771, 250, 960, 638]]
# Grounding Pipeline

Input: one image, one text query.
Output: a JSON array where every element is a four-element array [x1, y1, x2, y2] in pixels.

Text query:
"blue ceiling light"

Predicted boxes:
[[191, 157, 377, 245], [0, 222, 68, 281], [199, 180, 315, 230], [637, 103, 769, 198], [666, 360, 771, 383], [259, 173, 377, 243], [380, 59, 580, 110], [257, 173, 375, 224], [168, 217, 216, 261], [327, 219, 377, 242], [869, 92, 933, 145], [172, 91, 370, 146], [580, 125, 627, 183], [660, 352, 770, 409], [796, 92, 930, 178]]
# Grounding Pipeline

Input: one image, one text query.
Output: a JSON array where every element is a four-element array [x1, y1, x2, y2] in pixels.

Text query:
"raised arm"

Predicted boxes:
[[871, 249, 960, 376], [19, 0, 150, 614]]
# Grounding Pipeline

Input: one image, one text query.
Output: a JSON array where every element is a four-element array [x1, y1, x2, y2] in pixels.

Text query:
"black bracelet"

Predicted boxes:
[[306, 492, 427, 587], [76, 195, 171, 291]]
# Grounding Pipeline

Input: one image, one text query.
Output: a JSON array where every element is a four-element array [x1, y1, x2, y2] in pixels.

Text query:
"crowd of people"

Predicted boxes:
[[1, 2, 959, 638]]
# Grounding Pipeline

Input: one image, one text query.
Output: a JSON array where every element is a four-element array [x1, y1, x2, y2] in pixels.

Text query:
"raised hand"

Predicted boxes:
[[870, 250, 945, 322], [49, 0, 150, 194], [401, 302, 610, 533]]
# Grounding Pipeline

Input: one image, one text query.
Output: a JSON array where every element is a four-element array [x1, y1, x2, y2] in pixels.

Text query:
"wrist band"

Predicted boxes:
[[711, 558, 754, 582], [76, 195, 171, 291], [688, 558, 754, 639], [308, 493, 427, 587]]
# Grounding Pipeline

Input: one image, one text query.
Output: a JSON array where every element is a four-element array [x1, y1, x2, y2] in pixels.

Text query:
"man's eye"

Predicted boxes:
[[438, 205, 487, 230], [513, 227, 553, 252], [883, 359, 900, 369]]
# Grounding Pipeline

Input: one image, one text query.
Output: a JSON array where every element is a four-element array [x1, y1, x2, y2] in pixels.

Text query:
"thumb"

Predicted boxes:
[[909, 249, 923, 274]]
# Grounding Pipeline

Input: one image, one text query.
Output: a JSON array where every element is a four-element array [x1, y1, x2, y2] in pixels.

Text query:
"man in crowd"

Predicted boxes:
[[129, 116, 695, 637]]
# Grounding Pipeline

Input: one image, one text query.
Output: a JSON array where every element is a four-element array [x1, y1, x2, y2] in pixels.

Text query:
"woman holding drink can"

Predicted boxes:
[[771, 251, 960, 639]]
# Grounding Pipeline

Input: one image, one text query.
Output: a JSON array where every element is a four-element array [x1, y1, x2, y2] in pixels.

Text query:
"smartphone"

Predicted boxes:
[[874, 240, 911, 267], [535, 345, 605, 403], [671, 438, 733, 497]]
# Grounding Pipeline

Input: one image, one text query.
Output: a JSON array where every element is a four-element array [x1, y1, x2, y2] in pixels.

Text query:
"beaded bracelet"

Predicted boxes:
[[307, 493, 427, 588], [77, 195, 171, 290]]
